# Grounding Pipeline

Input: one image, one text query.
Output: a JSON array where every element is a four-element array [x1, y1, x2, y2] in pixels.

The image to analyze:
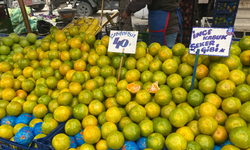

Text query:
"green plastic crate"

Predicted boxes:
[[0, 18, 13, 33], [138, 33, 149, 45]]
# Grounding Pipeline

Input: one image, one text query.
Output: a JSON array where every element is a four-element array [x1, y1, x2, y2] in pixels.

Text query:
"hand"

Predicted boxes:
[[123, 11, 128, 19]]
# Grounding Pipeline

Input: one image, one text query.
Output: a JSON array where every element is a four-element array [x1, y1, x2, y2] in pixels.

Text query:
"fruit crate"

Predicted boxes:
[[214, 0, 240, 14], [138, 33, 149, 46], [212, 0, 240, 28], [0, 18, 14, 34], [0, 112, 68, 150], [0, 119, 67, 150], [34, 122, 66, 150], [0, 4, 10, 20], [0, 137, 39, 150], [34, 116, 74, 150], [0, 3, 13, 34], [35, 123, 236, 150], [212, 13, 236, 27]]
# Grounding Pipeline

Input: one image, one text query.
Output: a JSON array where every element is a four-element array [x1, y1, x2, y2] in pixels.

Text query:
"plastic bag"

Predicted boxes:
[[26, 6, 31, 15], [10, 7, 31, 24], [15, 113, 32, 125], [1, 116, 16, 127], [13, 20, 37, 34], [11, 8, 24, 26], [74, 130, 85, 146], [32, 114, 36, 120], [69, 136, 77, 149], [120, 141, 139, 150], [218, 139, 233, 147], [14, 126, 34, 146], [136, 137, 147, 150], [116, 124, 120, 131], [30, 20, 38, 32], [33, 122, 43, 136], [213, 145, 221, 150], [10, 6, 38, 34], [8, 8, 13, 17], [37, 20, 53, 34], [14, 22, 26, 34]]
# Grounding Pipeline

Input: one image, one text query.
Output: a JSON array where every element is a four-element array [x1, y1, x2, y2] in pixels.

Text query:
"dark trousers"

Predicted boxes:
[[29, 6, 34, 16], [196, 4, 209, 26]]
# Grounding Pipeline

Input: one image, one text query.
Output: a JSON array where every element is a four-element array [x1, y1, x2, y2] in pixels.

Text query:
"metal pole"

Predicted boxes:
[[98, 0, 105, 39], [17, 0, 32, 33], [100, 0, 104, 26]]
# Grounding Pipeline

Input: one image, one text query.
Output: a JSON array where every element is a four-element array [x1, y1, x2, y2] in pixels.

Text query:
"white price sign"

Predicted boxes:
[[108, 31, 138, 54], [189, 27, 234, 57]]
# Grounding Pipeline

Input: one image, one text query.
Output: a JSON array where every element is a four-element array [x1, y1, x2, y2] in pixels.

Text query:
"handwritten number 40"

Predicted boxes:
[[113, 37, 129, 49]]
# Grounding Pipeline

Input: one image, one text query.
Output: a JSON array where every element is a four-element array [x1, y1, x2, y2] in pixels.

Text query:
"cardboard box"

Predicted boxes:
[[23, 0, 33, 6], [198, 0, 209, 4]]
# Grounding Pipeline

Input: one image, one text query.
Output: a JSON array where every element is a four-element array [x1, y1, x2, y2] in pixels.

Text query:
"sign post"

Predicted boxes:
[[117, 48, 125, 81], [108, 31, 138, 81], [189, 27, 234, 90], [191, 49, 200, 90]]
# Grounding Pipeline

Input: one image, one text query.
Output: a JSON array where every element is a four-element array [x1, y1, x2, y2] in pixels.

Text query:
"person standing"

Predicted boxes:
[[118, 0, 133, 31], [195, 0, 215, 26], [46, 0, 53, 15], [123, 0, 182, 48]]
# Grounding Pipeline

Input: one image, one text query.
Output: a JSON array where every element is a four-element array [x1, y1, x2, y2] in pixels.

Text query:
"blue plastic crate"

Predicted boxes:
[[0, 122, 66, 150], [35, 121, 67, 150], [0, 121, 69, 150], [34, 116, 74, 150], [217, 0, 239, 2], [232, 38, 240, 41], [0, 137, 39, 150], [212, 13, 236, 27], [214, 1, 239, 14], [0, 115, 68, 150]]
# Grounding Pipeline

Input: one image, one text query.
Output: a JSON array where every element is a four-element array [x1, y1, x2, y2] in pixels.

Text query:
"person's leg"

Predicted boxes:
[[29, 6, 34, 16], [149, 32, 161, 45], [49, 4, 53, 15], [165, 32, 178, 48], [46, 0, 53, 15], [197, 4, 208, 26]]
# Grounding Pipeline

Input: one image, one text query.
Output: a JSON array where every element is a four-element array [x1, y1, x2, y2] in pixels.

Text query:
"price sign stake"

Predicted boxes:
[[118, 48, 125, 81], [191, 49, 200, 91]]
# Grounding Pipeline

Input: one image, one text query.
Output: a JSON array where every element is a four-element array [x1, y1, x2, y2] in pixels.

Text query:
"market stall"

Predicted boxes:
[[0, 1, 13, 33], [0, 0, 250, 150]]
